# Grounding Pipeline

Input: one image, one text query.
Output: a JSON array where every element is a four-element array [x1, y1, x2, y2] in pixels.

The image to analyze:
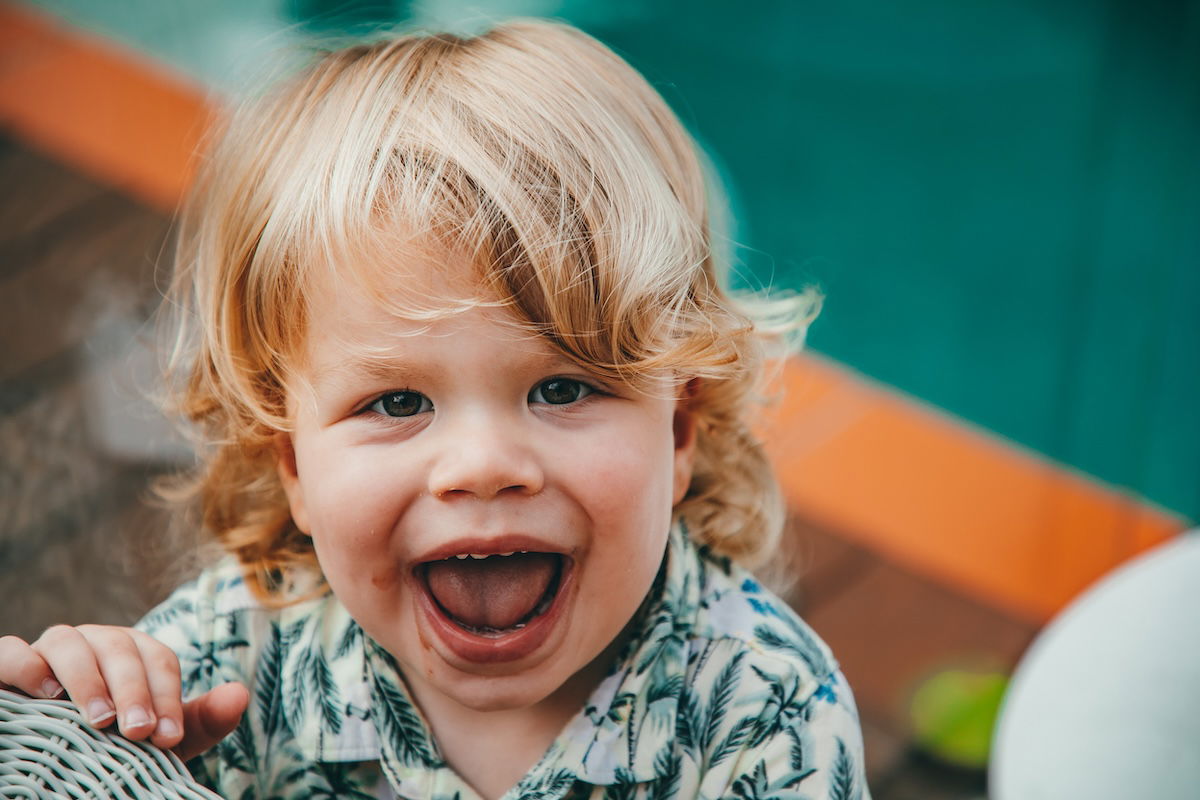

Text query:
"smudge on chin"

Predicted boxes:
[[371, 567, 397, 590]]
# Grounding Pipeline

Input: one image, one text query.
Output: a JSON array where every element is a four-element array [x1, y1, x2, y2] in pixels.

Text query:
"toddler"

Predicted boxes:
[[0, 19, 869, 799]]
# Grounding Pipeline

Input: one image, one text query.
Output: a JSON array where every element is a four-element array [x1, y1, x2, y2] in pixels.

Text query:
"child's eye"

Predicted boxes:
[[369, 390, 433, 417], [529, 378, 592, 405]]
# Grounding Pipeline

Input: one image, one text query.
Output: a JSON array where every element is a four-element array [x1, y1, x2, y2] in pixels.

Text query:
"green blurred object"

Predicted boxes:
[[909, 668, 1009, 770]]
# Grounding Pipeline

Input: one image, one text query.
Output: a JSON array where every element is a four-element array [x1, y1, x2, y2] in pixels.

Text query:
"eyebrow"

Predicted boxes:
[[314, 357, 424, 390], [313, 348, 580, 389]]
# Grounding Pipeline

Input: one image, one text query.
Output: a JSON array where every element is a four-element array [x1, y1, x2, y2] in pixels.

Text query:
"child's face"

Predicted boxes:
[[277, 251, 696, 715]]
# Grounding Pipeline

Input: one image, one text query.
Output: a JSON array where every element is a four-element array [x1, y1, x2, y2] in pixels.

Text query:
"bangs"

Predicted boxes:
[[243, 23, 727, 389]]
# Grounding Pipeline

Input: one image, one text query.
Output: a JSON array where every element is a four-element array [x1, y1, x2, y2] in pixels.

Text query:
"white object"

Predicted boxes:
[[990, 529, 1200, 800]]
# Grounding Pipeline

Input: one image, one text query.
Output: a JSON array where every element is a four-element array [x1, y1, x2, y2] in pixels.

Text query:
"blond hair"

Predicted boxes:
[[164, 19, 819, 601]]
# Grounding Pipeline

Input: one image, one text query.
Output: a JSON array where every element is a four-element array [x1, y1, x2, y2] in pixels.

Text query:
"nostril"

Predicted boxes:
[[433, 482, 537, 500], [427, 443, 544, 499]]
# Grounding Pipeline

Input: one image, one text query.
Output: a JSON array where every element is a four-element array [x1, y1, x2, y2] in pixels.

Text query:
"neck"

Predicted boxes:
[[405, 632, 630, 800]]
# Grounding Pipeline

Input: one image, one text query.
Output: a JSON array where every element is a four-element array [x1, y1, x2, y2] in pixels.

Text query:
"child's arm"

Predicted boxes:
[[0, 626, 248, 760]]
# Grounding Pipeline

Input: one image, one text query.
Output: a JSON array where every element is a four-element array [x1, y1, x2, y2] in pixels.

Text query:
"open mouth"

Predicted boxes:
[[420, 551, 566, 638]]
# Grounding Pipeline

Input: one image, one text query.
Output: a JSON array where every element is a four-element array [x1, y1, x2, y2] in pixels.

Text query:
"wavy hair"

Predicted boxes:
[[162, 19, 820, 602]]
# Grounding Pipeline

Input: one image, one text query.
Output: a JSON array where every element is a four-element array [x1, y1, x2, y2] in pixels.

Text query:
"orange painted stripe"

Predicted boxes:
[[1, 2, 1187, 625], [0, 3, 213, 212], [760, 354, 1186, 623]]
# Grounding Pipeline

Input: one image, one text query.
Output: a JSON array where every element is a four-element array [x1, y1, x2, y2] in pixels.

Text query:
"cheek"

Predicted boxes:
[[301, 480, 386, 547], [294, 439, 398, 533], [578, 415, 677, 497], [309, 524, 396, 592], [569, 420, 677, 567], [292, 445, 413, 590], [309, 521, 410, 635]]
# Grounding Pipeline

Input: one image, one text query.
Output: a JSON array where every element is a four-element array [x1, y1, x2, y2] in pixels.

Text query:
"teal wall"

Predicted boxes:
[[599, 0, 1200, 522], [24, 0, 1200, 519]]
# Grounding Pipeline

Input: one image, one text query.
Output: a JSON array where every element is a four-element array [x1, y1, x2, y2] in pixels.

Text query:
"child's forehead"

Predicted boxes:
[[308, 236, 493, 319], [301, 244, 539, 353]]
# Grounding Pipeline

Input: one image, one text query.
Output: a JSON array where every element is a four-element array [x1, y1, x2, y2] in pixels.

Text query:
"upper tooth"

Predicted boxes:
[[448, 551, 523, 560]]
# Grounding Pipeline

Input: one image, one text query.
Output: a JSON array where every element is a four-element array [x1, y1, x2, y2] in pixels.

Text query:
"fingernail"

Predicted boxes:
[[87, 698, 116, 726], [123, 705, 152, 731], [40, 678, 64, 699], [154, 717, 179, 739]]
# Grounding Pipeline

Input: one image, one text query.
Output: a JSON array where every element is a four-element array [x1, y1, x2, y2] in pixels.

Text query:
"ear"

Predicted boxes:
[[671, 379, 700, 506], [274, 433, 311, 534]]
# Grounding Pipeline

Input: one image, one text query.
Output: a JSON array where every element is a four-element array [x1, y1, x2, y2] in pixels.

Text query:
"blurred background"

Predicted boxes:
[[1, 1, 1197, 797]]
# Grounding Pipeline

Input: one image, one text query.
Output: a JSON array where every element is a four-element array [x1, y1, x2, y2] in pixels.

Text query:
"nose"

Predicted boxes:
[[426, 412, 545, 499]]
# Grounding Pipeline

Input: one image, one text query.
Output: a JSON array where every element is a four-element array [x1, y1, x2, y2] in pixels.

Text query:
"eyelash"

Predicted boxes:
[[528, 377, 595, 406], [361, 377, 600, 420], [366, 390, 432, 419]]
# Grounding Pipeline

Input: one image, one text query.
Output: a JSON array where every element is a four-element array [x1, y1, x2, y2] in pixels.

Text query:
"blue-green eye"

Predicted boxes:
[[370, 391, 432, 417], [530, 378, 592, 405]]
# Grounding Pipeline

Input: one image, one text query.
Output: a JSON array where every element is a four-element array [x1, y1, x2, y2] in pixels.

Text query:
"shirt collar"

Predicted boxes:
[[284, 521, 703, 790], [555, 520, 702, 784], [278, 590, 383, 764]]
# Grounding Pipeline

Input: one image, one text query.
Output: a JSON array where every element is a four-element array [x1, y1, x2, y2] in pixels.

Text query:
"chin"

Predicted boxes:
[[442, 672, 561, 713]]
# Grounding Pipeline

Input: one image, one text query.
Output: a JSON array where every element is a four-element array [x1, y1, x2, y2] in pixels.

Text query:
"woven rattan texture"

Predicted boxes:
[[0, 688, 219, 798]]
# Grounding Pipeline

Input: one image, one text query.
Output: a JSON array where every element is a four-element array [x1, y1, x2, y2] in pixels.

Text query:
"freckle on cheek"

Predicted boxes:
[[371, 569, 396, 590]]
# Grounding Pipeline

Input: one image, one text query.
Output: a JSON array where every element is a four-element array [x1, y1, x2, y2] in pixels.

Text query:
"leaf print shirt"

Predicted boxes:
[[137, 523, 871, 799]]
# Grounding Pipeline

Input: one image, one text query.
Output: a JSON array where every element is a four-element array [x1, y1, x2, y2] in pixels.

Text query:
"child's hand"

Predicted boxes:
[[0, 626, 248, 761]]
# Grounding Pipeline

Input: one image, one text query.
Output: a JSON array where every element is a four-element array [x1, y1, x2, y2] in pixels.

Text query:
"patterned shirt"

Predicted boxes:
[[137, 524, 870, 799]]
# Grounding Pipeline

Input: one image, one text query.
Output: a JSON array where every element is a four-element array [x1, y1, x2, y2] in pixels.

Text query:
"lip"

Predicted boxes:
[[414, 534, 572, 564], [412, 547, 575, 665]]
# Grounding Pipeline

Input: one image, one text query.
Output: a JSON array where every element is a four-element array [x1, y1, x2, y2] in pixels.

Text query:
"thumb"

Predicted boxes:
[[174, 682, 249, 762]]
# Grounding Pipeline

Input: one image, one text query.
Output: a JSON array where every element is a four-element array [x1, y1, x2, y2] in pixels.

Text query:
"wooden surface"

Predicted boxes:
[[0, 134, 187, 639]]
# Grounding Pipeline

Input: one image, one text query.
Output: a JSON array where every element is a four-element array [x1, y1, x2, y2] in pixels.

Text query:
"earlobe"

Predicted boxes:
[[274, 434, 311, 534]]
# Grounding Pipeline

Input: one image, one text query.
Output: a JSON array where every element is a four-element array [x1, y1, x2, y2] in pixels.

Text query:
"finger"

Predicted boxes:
[[73, 625, 157, 739], [0, 635, 64, 699], [129, 630, 185, 749], [33, 625, 117, 728], [176, 682, 249, 762]]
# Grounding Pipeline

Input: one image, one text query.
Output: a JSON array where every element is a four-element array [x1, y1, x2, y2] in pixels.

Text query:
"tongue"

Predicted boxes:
[[425, 553, 559, 630]]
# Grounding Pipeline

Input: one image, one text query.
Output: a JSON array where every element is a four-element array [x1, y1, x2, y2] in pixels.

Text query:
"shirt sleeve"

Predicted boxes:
[[719, 668, 872, 800], [135, 577, 209, 698], [134, 564, 259, 697]]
